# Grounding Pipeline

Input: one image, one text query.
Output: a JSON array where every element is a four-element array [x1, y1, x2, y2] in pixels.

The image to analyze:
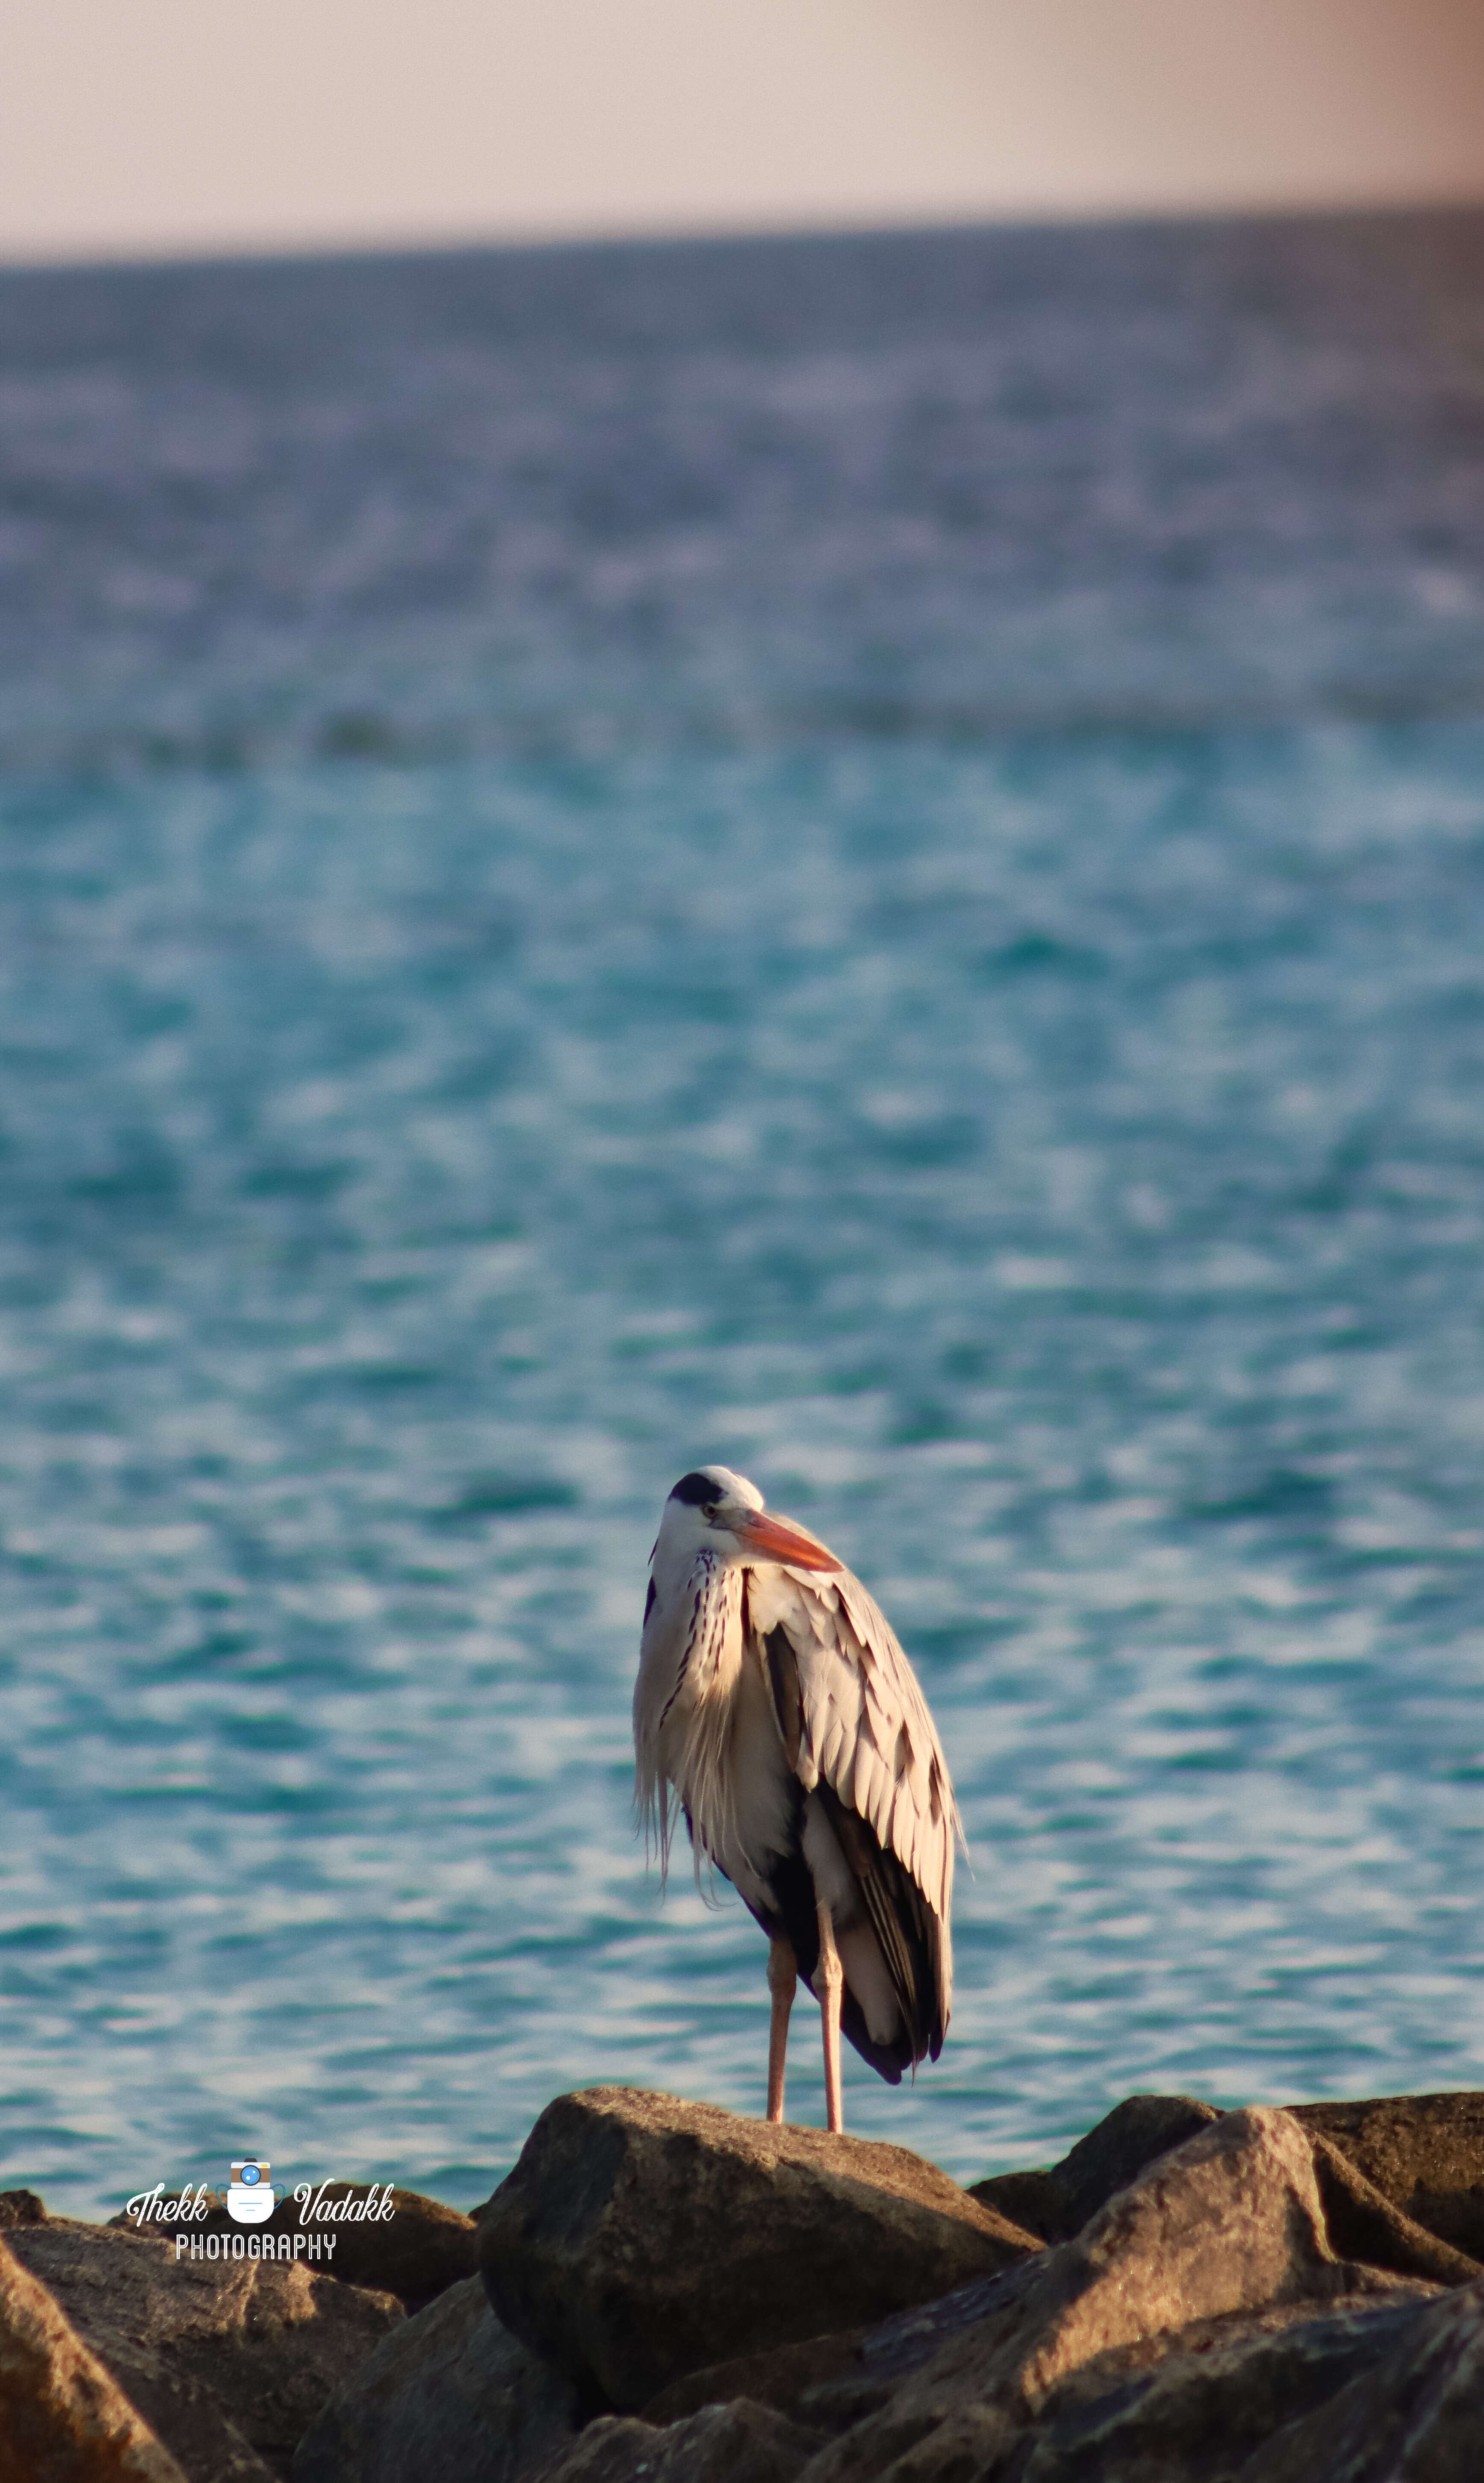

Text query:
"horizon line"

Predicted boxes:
[[5, 184, 1484, 278]]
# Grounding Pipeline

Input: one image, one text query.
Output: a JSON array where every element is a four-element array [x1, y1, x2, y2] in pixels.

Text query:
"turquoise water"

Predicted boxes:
[[1, 219, 1483, 2217]]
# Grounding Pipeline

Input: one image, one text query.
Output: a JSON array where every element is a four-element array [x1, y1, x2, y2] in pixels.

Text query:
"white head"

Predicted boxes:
[[652, 1465, 840, 1579]]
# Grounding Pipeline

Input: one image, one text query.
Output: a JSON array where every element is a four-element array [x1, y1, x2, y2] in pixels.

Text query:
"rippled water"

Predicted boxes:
[[2, 216, 1483, 2218]]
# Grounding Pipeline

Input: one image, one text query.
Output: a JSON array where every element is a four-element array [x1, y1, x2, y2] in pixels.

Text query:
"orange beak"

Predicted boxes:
[[735, 1507, 842, 1572]]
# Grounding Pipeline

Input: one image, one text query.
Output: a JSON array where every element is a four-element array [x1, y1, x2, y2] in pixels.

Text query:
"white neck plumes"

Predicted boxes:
[[633, 1546, 747, 1886]]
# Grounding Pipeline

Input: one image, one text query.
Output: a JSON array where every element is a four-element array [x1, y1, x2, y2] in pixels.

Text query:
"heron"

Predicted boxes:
[[634, 1465, 961, 2134]]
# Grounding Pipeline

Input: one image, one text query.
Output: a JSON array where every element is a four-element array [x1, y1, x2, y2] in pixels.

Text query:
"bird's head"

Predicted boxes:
[[654, 1465, 841, 1575]]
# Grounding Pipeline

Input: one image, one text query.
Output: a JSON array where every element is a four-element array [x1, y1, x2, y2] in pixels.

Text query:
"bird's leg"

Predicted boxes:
[[815, 1901, 844, 2134], [766, 1937, 796, 2124]]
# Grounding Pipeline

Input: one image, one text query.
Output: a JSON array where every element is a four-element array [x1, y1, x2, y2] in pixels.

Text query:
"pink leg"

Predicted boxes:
[[767, 1938, 796, 2123], [816, 1902, 844, 2134]]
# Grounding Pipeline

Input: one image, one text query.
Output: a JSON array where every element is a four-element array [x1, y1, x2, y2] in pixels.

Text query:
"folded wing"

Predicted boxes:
[[747, 1561, 961, 2059]]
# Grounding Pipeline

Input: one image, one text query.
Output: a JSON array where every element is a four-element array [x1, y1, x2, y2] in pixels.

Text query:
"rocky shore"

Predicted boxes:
[[4, 2085, 1483, 2482]]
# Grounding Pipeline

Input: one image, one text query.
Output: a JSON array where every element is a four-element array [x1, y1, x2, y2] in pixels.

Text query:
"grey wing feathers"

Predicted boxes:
[[749, 1563, 961, 2021]]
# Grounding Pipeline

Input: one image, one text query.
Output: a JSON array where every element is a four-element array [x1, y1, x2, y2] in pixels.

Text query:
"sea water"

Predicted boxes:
[[1, 216, 1482, 2217]]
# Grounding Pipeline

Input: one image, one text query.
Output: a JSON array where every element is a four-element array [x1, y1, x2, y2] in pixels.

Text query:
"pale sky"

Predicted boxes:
[[4, 0, 1484, 264]]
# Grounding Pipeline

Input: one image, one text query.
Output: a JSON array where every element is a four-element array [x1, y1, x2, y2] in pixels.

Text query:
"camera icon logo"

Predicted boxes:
[[226, 2160, 275, 2225]]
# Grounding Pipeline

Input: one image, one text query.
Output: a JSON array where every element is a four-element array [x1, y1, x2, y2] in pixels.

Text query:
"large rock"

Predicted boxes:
[[0, 2232, 188, 2483], [7, 2217, 402, 2483], [292, 2275, 581, 2483], [1012, 2290, 1441, 2483], [1234, 2279, 1484, 2483], [294, 2188, 475, 2311], [1309, 2134, 1483, 2288], [971, 2088, 1484, 2273], [478, 2088, 1040, 2413], [0, 2187, 48, 2229], [970, 2093, 1221, 2243], [799, 2106, 1404, 2481], [1293, 2091, 1484, 2264], [641, 2329, 869, 2429], [995, 2105, 1371, 2408], [790, 2265, 1050, 2438], [539, 2399, 823, 2483], [641, 2267, 1051, 2436]]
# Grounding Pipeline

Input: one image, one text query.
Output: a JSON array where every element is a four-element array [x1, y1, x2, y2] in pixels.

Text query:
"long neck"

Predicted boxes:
[[635, 1552, 745, 1873]]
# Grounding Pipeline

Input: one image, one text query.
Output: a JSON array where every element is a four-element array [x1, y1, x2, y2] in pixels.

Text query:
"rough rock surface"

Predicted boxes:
[[292, 2275, 581, 2483], [965, 2166, 1064, 2244], [0, 2231, 189, 2483], [796, 2105, 1400, 2481], [970, 2093, 1221, 2243], [7, 2216, 402, 2483], [1234, 2279, 1484, 2483], [639, 2268, 1060, 2447], [10, 2083, 1484, 2483], [1309, 2133, 1483, 2287], [479, 2087, 1039, 2412], [1008, 2290, 1442, 2483], [989, 2104, 1374, 2404], [0, 2186, 48, 2229], [1294, 2090, 1484, 2264], [641, 2329, 868, 2429], [789, 2265, 1051, 2436], [539, 2399, 824, 2483]]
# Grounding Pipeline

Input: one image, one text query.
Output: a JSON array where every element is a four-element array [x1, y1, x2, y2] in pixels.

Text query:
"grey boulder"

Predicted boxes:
[[0, 2230, 188, 2483], [800, 2104, 1408, 2481], [1309, 2134, 1483, 2288], [1014, 2289, 1442, 2483], [292, 2274, 581, 2483], [539, 2399, 823, 2483], [639, 2267, 1051, 2439], [970, 2092, 1221, 2242], [478, 2086, 1040, 2413], [6, 2215, 402, 2483], [0, 2187, 48, 2229], [299, 2188, 477, 2311], [640, 2328, 869, 2429], [1294, 2090, 1484, 2265], [1236, 2277, 1484, 2483]]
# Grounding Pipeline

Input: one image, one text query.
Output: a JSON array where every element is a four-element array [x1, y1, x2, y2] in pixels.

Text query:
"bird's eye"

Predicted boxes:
[[703, 1503, 720, 1520]]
